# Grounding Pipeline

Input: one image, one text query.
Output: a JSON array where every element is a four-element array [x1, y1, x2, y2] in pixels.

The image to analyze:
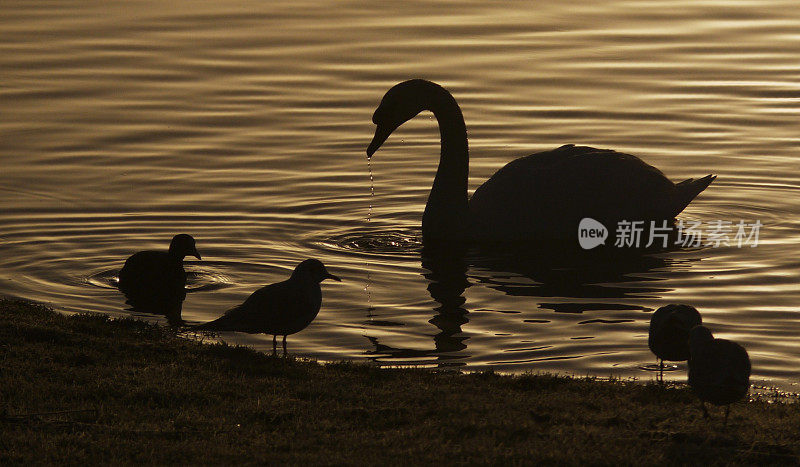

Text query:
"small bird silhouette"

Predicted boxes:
[[118, 234, 201, 325], [648, 304, 702, 381], [194, 259, 341, 355], [688, 325, 751, 423]]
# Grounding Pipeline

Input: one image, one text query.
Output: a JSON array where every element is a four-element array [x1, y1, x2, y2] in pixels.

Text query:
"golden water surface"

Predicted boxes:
[[2, 0, 800, 392]]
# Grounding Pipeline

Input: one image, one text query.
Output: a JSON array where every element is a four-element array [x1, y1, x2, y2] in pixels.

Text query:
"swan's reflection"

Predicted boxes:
[[364, 245, 470, 365], [364, 243, 691, 366], [469, 245, 678, 313], [423, 246, 471, 354]]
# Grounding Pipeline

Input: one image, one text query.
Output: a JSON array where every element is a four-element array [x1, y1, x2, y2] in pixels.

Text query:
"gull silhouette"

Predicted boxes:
[[194, 259, 341, 355]]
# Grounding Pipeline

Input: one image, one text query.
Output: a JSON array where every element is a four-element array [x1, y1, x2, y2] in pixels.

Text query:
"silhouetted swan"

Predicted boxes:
[[688, 325, 751, 423], [194, 259, 341, 355], [367, 79, 716, 244], [118, 234, 201, 324], [648, 304, 702, 380]]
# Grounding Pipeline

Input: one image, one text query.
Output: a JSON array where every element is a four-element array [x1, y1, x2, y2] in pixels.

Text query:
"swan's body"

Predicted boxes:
[[194, 259, 341, 355], [367, 80, 715, 244], [470, 145, 715, 241], [688, 325, 751, 422]]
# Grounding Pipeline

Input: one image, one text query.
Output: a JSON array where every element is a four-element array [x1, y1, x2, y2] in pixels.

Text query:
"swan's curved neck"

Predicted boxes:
[[423, 87, 470, 241]]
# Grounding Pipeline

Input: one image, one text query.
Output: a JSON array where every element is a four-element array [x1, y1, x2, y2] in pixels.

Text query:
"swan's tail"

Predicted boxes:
[[672, 174, 716, 217]]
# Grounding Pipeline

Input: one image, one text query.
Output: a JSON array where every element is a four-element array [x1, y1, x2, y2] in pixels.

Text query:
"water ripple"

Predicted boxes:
[[84, 267, 234, 292], [2, 0, 800, 390], [314, 227, 423, 258]]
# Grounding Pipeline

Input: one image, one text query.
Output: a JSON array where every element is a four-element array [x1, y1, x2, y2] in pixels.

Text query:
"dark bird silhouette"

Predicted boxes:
[[648, 304, 703, 380], [688, 325, 751, 423], [117, 234, 201, 325], [367, 79, 715, 245], [194, 259, 341, 355]]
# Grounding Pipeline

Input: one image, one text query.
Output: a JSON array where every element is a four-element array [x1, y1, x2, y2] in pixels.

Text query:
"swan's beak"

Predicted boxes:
[[367, 123, 394, 159]]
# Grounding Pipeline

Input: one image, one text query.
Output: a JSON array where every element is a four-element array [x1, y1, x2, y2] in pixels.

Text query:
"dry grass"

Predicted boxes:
[[1, 299, 798, 464]]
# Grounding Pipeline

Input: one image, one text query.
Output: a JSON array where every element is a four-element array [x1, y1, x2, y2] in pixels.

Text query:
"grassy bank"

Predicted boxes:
[[1, 299, 798, 464]]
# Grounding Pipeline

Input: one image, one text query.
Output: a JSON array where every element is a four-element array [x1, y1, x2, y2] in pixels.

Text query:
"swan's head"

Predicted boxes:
[[169, 234, 201, 260], [367, 79, 442, 158]]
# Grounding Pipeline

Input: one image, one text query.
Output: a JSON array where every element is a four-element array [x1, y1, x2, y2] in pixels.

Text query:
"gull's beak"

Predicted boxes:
[[326, 272, 342, 282], [192, 247, 202, 260], [366, 123, 394, 159]]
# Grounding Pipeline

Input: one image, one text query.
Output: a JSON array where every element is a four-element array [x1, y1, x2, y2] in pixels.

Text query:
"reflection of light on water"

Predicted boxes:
[[85, 267, 233, 293], [640, 362, 680, 372], [2, 0, 800, 391], [85, 270, 119, 289], [316, 228, 423, 257], [184, 268, 235, 292], [367, 157, 374, 224], [750, 385, 800, 405], [365, 157, 373, 318]]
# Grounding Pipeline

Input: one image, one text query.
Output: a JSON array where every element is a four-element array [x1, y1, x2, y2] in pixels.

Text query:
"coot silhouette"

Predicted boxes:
[[194, 259, 341, 355], [648, 304, 703, 380], [688, 325, 751, 423], [118, 234, 201, 325], [367, 79, 715, 244]]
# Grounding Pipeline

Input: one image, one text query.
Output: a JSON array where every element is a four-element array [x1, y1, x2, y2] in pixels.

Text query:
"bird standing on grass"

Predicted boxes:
[[688, 325, 751, 424], [194, 259, 341, 355], [648, 304, 703, 381]]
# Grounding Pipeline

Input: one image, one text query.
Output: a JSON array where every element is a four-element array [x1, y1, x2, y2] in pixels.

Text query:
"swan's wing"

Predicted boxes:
[[482, 145, 676, 204], [469, 145, 687, 239]]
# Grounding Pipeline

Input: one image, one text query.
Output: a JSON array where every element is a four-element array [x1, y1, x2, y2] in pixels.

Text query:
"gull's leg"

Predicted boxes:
[[282, 335, 287, 357], [272, 335, 277, 356]]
